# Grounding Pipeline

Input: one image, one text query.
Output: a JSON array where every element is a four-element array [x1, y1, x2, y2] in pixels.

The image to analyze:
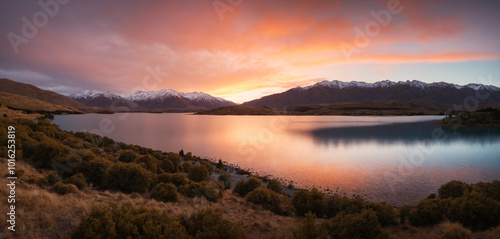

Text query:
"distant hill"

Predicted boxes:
[[197, 99, 446, 115], [0, 91, 83, 116], [70, 89, 237, 111], [242, 80, 500, 108], [0, 78, 94, 112]]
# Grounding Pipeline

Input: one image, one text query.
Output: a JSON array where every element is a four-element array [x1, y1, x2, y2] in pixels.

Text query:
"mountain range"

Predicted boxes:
[[69, 89, 236, 111], [242, 80, 500, 108]]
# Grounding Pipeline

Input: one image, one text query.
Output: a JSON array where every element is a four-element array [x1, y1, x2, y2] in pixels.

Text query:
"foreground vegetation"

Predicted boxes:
[[442, 107, 500, 127], [1, 117, 499, 238]]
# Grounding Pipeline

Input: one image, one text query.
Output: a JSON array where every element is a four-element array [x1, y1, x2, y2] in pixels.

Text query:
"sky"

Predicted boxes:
[[1, 0, 500, 103]]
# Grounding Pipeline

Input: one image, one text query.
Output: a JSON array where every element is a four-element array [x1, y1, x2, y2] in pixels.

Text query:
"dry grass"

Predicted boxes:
[[1, 158, 499, 239], [0, 158, 299, 239]]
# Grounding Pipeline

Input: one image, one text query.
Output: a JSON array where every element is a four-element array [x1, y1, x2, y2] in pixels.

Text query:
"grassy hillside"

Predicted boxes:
[[0, 118, 499, 238], [197, 99, 446, 116], [0, 78, 94, 112]]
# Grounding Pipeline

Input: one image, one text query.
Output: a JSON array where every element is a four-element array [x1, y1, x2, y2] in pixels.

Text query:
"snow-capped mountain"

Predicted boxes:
[[69, 90, 139, 109], [70, 89, 236, 110], [243, 80, 500, 108]]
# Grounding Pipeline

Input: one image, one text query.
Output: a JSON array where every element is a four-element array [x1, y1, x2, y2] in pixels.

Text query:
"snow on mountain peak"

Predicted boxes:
[[301, 79, 499, 91], [70, 90, 119, 99]]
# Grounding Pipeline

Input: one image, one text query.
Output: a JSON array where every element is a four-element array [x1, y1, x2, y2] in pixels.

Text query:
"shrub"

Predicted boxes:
[[292, 188, 325, 216], [267, 179, 285, 195], [182, 161, 192, 173], [118, 149, 137, 163], [66, 173, 87, 190], [246, 187, 288, 215], [179, 181, 205, 198], [161, 158, 175, 173], [325, 194, 342, 218], [103, 163, 152, 193], [202, 181, 224, 202], [77, 157, 111, 187], [399, 205, 413, 224], [218, 171, 231, 190], [188, 164, 210, 182], [326, 210, 386, 239], [200, 160, 214, 175], [292, 212, 329, 239], [72, 202, 190, 239], [216, 159, 224, 169], [234, 177, 261, 197], [471, 180, 500, 201], [437, 221, 471, 239], [137, 155, 158, 173], [340, 196, 365, 214], [186, 207, 247, 239], [53, 182, 78, 195], [45, 171, 60, 186], [446, 192, 500, 231], [438, 181, 470, 199], [151, 183, 178, 202], [409, 198, 448, 227], [171, 173, 188, 187], [33, 140, 67, 169], [366, 202, 397, 227], [167, 153, 182, 172]]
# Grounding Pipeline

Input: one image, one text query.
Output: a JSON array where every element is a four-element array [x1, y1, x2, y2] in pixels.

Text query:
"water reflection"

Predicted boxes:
[[309, 121, 500, 147]]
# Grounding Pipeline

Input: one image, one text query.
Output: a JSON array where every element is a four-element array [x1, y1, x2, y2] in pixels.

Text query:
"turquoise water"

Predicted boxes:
[[52, 113, 500, 205]]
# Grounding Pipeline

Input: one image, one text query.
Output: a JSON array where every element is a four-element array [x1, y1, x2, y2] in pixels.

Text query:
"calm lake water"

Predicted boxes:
[[52, 113, 500, 205]]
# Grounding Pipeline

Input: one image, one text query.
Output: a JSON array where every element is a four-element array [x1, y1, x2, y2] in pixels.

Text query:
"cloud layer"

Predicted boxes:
[[1, 0, 499, 103]]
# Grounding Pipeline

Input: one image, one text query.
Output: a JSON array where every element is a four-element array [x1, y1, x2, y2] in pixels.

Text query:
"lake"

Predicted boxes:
[[52, 113, 500, 205]]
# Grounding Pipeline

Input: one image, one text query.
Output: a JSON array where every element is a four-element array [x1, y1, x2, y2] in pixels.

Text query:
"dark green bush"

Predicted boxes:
[[325, 194, 342, 218], [438, 180, 470, 199], [218, 171, 231, 190], [167, 153, 182, 172], [186, 207, 247, 239], [188, 164, 210, 182], [292, 212, 329, 239], [409, 198, 448, 227], [471, 180, 500, 201], [179, 181, 205, 198], [326, 209, 387, 239], [33, 139, 67, 169], [137, 154, 158, 173], [151, 183, 178, 202], [200, 160, 214, 175], [234, 177, 262, 197], [171, 173, 188, 187], [161, 158, 175, 173], [366, 202, 397, 227], [246, 187, 288, 215], [292, 188, 325, 216], [340, 196, 365, 214], [182, 161, 192, 173], [66, 173, 87, 190], [45, 171, 60, 186], [72, 202, 190, 239], [77, 156, 111, 187], [118, 149, 137, 163], [103, 163, 152, 193], [202, 181, 224, 202], [53, 182, 78, 195], [266, 179, 285, 195], [216, 159, 224, 169], [447, 192, 500, 231]]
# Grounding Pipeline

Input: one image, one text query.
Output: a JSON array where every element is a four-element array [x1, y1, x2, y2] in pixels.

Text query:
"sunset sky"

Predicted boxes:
[[1, 0, 500, 103]]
